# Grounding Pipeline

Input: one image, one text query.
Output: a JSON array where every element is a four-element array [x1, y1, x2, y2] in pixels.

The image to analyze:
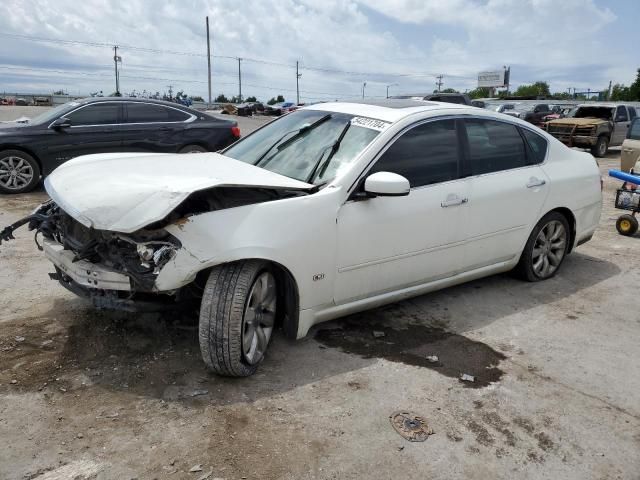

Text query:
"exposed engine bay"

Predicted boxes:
[[0, 185, 306, 309]]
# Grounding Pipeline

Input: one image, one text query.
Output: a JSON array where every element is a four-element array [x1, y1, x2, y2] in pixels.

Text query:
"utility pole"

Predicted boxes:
[[113, 46, 121, 96], [167, 85, 173, 100], [237, 57, 242, 103], [436, 75, 443, 92], [296, 61, 302, 104], [607, 80, 612, 100], [362, 81, 367, 99], [386, 83, 398, 98], [206, 16, 212, 106]]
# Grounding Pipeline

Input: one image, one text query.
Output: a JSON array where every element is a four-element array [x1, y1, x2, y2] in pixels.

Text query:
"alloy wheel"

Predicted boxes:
[[0, 156, 34, 190], [531, 220, 567, 278], [242, 272, 276, 365]]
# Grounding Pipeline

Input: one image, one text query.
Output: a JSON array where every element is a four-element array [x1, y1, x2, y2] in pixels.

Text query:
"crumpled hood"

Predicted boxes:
[[45, 152, 313, 233], [547, 117, 608, 126]]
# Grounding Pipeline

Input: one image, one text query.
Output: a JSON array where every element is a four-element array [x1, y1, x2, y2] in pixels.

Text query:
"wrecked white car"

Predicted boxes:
[[1, 100, 602, 376]]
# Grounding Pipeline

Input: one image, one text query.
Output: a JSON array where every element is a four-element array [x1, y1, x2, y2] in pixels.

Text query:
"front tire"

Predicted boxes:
[[199, 261, 277, 377], [516, 212, 570, 282], [591, 135, 608, 158], [0, 149, 40, 194]]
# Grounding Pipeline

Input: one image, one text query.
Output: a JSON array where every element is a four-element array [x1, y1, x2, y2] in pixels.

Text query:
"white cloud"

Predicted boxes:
[[0, 0, 632, 100]]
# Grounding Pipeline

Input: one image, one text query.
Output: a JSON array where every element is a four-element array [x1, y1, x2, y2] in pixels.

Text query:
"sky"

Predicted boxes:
[[0, 0, 637, 102]]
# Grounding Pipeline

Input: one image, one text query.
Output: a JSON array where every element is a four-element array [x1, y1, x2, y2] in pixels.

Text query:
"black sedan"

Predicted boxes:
[[0, 97, 240, 193]]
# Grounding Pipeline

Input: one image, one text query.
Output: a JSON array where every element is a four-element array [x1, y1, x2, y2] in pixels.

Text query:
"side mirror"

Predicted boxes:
[[51, 117, 71, 129], [364, 171, 410, 197]]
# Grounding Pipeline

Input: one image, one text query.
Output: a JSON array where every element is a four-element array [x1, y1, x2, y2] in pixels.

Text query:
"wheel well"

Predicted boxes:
[[179, 142, 209, 152], [191, 259, 300, 340], [550, 207, 576, 252], [0, 145, 43, 174]]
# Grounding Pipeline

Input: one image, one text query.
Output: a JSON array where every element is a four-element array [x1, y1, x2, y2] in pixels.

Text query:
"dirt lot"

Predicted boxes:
[[0, 108, 639, 479]]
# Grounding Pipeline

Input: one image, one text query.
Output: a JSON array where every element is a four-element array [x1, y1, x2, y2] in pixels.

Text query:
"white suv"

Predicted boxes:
[[1, 100, 602, 376]]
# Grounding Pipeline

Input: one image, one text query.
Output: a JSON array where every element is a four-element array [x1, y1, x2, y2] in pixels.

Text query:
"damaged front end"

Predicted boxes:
[[1, 201, 184, 310]]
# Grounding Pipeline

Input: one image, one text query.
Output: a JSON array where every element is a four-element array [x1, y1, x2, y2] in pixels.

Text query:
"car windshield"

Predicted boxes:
[[224, 109, 382, 185], [27, 100, 83, 125]]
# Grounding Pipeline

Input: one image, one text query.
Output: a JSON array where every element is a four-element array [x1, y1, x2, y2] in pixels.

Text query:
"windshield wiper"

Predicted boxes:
[[255, 114, 332, 168], [306, 121, 351, 183]]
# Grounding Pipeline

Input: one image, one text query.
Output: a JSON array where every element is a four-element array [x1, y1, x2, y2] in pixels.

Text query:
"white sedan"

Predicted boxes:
[[1, 100, 602, 376]]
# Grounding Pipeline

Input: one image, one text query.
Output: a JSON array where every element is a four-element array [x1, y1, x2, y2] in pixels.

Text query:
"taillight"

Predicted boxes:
[[231, 126, 241, 138]]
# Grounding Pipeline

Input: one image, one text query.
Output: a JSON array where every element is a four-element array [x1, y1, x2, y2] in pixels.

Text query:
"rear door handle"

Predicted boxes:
[[526, 177, 546, 188], [441, 194, 468, 207]]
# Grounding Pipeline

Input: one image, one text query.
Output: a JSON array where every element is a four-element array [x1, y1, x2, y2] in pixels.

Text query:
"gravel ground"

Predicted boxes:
[[0, 109, 638, 479]]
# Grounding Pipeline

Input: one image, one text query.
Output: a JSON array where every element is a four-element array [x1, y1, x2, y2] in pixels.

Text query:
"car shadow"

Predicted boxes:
[[7, 251, 619, 404]]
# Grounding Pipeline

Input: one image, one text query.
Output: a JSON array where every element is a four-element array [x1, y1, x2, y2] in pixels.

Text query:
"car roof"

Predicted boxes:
[[75, 97, 191, 109], [302, 99, 468, 122]]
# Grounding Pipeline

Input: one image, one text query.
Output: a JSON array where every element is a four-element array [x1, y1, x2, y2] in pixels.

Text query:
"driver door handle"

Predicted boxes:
[[441, 194, 468, 208], [526, 177, 546, 188]]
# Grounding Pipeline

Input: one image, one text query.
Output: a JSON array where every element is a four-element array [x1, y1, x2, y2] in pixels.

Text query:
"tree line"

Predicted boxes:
[[462, 68, 640, 101]]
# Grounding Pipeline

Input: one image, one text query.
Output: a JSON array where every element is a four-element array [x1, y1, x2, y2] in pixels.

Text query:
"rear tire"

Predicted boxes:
[[590, 135, 608, 158], [199, 261, 277, 377], [0, 149, 40, 194], [616, 214, 638, 236], [179, 144, 208, 153], [515, 212, 570, 282]]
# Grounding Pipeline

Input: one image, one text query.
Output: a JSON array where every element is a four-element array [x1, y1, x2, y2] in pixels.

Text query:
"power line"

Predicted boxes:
[[0, 31, 475, 81], [0, 64, 358, 97]]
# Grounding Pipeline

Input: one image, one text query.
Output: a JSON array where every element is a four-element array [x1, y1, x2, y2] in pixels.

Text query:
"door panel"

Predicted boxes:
[[335, 181, 469, 303], [465, 167, 549, 269], [121, 103, 190, 153], [462, 119, 549, 269], [43, 103, 124, 167], [612, 106, 630, 146], [334, 118, 467, 304]]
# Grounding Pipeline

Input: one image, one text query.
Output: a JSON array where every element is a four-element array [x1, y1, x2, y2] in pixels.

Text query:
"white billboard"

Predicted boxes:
[[478, 70, 506, 88]]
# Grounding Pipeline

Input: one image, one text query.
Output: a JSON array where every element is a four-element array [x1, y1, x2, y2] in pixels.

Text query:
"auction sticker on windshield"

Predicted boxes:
[[350, 117, 390, 131]]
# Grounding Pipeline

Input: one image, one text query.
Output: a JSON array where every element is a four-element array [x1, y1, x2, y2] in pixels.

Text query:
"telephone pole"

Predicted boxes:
[[296, 61, 302, 104], [167, 85, 173, 100], [206, 16, 212, 106], [436, 75, 443, 92], [113, 46, 121, 96], [237, 57, 242, 103]]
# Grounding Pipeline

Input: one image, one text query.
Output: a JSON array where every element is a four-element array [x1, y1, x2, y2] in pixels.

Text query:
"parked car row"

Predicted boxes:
[[0, 97, 240, 193]]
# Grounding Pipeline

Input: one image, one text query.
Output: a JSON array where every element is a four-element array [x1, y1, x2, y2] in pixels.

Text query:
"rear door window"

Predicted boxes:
[[464, 119, 527, 175], [521, 128, 548, 164], [66, 103, 121, 126], [125, 103, 190, 123], [370, 119, 460, 187]]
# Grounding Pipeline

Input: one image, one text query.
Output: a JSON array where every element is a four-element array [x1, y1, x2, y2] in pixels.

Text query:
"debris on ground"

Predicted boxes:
[[10, 379, 17, 384], [14, 336, 25, 342], [460, 374, 475, 383], [372, 331, 386, 338], [389, 411, 434, 442], [426, 355, 439, 363], [197, 469, 214, 480], [190, 464, 203, 473], [189, 389, 209, 397]]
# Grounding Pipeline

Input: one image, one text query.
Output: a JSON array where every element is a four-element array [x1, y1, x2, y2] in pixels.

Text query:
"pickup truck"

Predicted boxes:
[[545, 103, 637, 157]]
